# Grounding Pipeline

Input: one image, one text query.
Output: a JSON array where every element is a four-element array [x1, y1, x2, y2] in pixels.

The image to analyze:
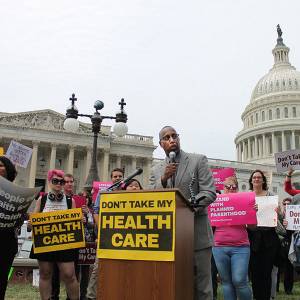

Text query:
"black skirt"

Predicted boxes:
[[30, 246, 77, 262]]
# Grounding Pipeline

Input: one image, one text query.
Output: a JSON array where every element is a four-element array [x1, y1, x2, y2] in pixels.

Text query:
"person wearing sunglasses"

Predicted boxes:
[[247, 169, 280, 300], [51, 173, 77, 300], [29, 169, 79, 300], [212, 176, 253, 300]]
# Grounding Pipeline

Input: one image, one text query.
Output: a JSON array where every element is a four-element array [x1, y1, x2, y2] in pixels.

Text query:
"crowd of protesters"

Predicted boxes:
[[2, 150, 300, 300], [211, 168, 300, 300]]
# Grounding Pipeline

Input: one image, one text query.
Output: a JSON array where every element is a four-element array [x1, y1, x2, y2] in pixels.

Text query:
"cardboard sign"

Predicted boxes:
[[274, 149, 300, 173], [211, 168, 236, 191], [78, 242, 97, 265], [0, 176, 41, 228], [6, 140, 33, 168], [286, 205, 300, 230], [30, 208, 85, 253], [97, 191, 176, 261], [92, 181, 112, 201], [208, 192, 257, 226], [256, 196, 278, 227]]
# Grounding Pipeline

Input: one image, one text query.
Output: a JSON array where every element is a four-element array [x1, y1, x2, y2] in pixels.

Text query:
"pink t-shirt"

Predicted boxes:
[[214, 225, 249, 247]]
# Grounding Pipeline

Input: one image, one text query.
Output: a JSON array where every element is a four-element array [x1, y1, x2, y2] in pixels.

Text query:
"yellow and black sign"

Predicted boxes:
[[97, 191, 175, 261], [30, 208, 85, 253]]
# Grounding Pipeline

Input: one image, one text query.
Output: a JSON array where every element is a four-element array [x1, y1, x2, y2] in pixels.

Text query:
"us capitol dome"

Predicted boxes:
[[235, 25, 300, 165]]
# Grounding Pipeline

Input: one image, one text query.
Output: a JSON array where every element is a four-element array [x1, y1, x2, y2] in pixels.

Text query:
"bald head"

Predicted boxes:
[[159, 126, 176, 140], [159, 126, 180, 155]]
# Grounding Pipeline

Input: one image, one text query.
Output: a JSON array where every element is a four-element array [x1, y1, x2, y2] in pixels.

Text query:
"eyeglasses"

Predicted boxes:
[[252, 176, 263, 179], [161, 133, 179, 141], [51, 178, 65, 185], [224, 184, 237, 190]]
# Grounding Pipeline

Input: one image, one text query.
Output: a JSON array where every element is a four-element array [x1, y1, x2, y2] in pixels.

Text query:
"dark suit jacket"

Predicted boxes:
[[149, 150, 216, 250]]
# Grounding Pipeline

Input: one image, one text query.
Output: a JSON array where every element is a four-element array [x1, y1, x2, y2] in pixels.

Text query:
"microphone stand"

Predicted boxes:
[[106, 180, 123, 192]]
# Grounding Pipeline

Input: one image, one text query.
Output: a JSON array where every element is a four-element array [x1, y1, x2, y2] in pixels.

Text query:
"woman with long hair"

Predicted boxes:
[[0, 156, 17, 299], [29, 169, 79, 300], [248, 169, 280, 300]]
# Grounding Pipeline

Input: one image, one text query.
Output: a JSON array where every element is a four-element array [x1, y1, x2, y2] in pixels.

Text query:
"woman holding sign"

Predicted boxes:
[[29, 169, 79, 300], [0, 156, 17, 299], [212, 176, 252, 300], [248, 170, 280, 300]]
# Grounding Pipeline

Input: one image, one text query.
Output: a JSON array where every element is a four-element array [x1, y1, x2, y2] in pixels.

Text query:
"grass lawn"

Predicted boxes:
[[5, 281, 300, 300]]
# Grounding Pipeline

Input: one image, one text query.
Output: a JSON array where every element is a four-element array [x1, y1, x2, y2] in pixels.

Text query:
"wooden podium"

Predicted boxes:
[[97, 189, 194, 300]]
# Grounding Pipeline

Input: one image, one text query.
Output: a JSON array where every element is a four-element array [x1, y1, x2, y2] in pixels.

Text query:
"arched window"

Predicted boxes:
[[276, 108, 280, 119], [256, 113, 258, 123], [269, 109, 272, 120], [262, 111, 265, 122], [293, 107, 297, 117], [284, 107, 288, 118], [250, 116, 253, 125]]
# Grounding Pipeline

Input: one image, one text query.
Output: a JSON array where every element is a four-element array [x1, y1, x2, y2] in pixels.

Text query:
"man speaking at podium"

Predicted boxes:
[[149, 126, 216, 300]]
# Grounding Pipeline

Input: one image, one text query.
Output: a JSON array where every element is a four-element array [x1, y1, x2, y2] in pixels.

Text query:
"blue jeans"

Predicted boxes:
[[212, 246, 252, 300]]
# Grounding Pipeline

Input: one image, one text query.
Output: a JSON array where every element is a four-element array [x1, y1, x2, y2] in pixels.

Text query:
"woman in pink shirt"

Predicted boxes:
[[212, 176, 253, 300]]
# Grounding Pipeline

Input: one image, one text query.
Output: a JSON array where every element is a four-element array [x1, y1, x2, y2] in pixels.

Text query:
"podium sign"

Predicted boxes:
[[97, 191, 176, 261]]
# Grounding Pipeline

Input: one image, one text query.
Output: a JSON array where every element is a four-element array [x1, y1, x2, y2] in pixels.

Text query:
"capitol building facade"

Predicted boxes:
[[235, 27, 300, 165], [0, 109, 155, 192]]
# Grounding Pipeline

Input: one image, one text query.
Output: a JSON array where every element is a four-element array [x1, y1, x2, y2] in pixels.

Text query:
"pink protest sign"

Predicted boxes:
[[211, 168, 236, 191], [92, 181, 112, 202], [208, 192, 257, 226]]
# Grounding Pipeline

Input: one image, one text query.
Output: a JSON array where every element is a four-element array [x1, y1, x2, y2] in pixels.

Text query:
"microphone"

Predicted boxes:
[[168, 151, 176, 188], [169, 151, 176, 163], [122, 168, 143, 185], [107, 168, 143, 191]]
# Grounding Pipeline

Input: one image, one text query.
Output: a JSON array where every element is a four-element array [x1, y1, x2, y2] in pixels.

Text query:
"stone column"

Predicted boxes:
[[292, 130, 296, 149], [262, 134, 266, 157], [67, 145, 75, 174], [49, 143, 57, 170], [267, 135, 271, 155], [85, 146, 92, 180], [131, 156, 137, 172], [236, 144, 240, 161], [101, 150, 110, 181], [271, 132, 276, 154], [29, 142, 39, 188], [238, 143, 242, 161], [247, 138, 251, 160], [254, 136, 258, 158], [116, 155, 122, 168], [282, 131, 286, 151], [242, 140, 246, 161], [143, 157, 152, 188]]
